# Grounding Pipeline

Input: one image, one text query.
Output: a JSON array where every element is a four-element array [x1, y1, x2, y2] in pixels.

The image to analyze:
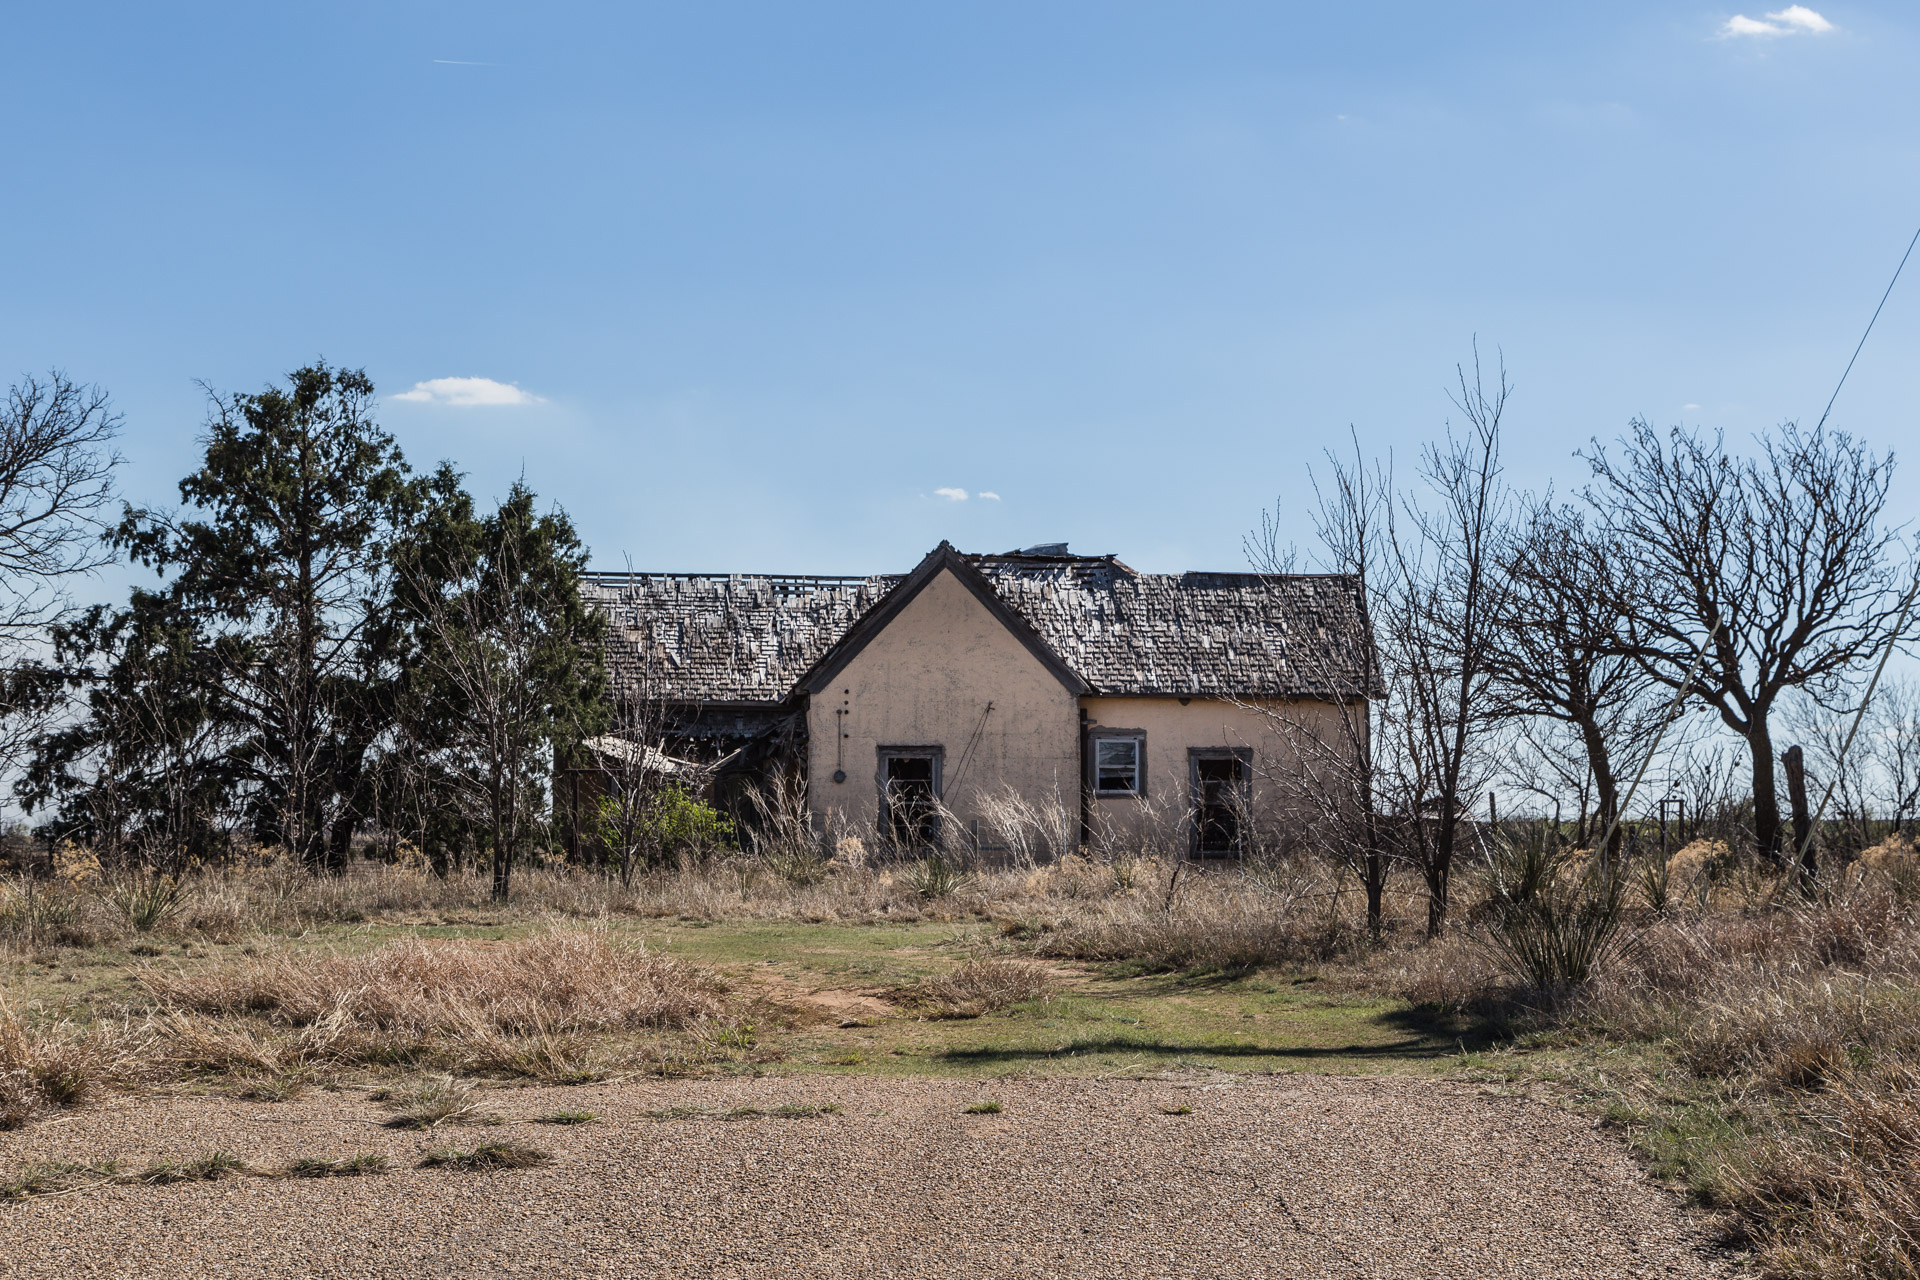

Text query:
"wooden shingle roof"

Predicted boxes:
[[584, 544, 1377, 705]]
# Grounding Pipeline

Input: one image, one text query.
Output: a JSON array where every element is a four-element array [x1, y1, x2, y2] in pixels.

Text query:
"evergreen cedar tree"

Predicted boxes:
[[18, 363, 606, 887]]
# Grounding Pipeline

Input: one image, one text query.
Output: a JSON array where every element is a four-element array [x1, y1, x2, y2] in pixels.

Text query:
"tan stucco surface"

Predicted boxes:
[[807, 567, 1081, 840], [1080, 695, 1348, 846], [805, 567, 1361, 850]]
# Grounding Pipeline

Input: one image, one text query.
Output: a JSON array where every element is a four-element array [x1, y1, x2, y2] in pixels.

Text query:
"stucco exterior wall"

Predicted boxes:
[[1080, 695, 1356, 850], [807, 567, 1082, 841]]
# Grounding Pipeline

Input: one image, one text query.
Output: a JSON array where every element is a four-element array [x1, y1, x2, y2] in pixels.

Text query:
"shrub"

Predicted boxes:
[[904, 854, 971, 902], [1480, 870, 1630, 999]]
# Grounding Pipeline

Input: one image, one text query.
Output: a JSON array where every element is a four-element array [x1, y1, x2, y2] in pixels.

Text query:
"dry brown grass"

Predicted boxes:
[[893, 958, 1058, 1019], [0, 997, 149, 1129], [140, 925, 731, 1080], [1725, 1064, 1920, 1279]]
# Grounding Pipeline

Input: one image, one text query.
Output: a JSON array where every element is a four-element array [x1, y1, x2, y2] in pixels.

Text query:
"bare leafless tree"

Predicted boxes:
[[1584, 421, 1916, 861], [1245, 348, 1513, 939], [1382, 352, 1515, 935], [1245, 431, 1393, 939], [1483, 499, 1660, 858], [0, 373, 124, 773]]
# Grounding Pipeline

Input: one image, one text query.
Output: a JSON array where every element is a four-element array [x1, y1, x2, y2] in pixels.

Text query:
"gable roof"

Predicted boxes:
[[793, 543, 1090, 697], [585, 544, 1378, 705]]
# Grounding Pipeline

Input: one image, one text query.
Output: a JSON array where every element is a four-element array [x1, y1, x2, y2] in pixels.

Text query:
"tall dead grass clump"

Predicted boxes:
[[0, 998, 148, 1128], [142, 925, 730, 1076], [1725, 1064, 1920, 1279], [895, 958, 1057, 1019], [1028, 861, 1350, 972]]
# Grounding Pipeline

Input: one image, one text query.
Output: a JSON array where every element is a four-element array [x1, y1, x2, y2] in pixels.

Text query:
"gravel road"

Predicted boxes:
[[1, 1073, 1733, 1279]]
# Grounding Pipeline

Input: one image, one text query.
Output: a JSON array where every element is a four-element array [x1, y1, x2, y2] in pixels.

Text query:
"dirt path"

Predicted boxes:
[[1, 1073, 1732, 1279]]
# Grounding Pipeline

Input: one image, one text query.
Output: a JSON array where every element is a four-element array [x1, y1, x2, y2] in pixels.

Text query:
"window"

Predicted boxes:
[[1092, 734, 1144, 795], [878, 747, 943, 846], [1189, 748, 1252, 857]]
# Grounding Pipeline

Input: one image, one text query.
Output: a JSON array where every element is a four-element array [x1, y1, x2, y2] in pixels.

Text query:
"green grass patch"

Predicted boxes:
[[535, 1108, 597, 1125]]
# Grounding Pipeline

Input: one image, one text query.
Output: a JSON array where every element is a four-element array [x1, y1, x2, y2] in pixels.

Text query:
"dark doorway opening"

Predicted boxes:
[[880, 749, 942, 847], [1190, 750, 1251, 858]]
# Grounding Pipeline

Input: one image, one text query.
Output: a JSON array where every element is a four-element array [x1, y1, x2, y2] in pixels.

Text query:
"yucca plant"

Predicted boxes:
[[103, 870, 189, 934], [1482, 863, 1630, 999], [1483, 823, 1564, 909], [905, 853, 971, 901]]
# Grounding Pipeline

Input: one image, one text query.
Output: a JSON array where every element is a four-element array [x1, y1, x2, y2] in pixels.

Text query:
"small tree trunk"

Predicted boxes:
[[1750, 721, 1785, 863]]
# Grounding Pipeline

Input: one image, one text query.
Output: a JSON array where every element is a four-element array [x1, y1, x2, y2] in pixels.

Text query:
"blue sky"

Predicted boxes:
[[4, 2, 1917, 578]]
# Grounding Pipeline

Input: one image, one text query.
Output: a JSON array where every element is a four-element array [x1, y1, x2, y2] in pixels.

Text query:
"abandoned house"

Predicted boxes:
[[568, 541, 1377, 858]]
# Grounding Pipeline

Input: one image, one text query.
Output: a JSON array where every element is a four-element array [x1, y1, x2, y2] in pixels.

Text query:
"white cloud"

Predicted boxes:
[[391, 376, 542, 406], [1683, 403, 1703, 411], [933, 487, 968, 501], [1771, 5, 1833, 30], [1720, 6, 1833, 37], [978, 491, 1001, 501]]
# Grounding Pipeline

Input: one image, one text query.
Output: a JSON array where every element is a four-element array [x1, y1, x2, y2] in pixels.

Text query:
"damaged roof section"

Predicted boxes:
[[586, 547, 1378, 706], [581, 572, 899, 704], [971, 558, 1378, 700]]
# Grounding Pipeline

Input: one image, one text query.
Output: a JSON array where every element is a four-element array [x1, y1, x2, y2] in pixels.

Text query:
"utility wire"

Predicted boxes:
[[1783, 217, 1920, 873], [1815, 220, 1920, 432]]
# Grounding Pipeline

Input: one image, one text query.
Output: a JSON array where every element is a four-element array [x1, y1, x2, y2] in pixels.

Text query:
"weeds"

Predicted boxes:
[[639, 1103, 841, 1121], [139, 1151, 246, 1184], [419, 1142, 551, 1171], [143, 926, 731, 1081], [963, 1099, 1002, 1114], [285, 1153, 389, 1178], [379, 1076, 486, 1129], [894, 958, 1056, 1019], [0, 997, 146, 1127], [1, 1160, 121, 1201], [536, 1108, 596, 1125], [233, 1074, 306, 1102]]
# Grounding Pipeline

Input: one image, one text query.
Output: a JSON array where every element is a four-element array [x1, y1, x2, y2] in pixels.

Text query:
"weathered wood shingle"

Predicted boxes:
[[586, 551, 1375, 705]]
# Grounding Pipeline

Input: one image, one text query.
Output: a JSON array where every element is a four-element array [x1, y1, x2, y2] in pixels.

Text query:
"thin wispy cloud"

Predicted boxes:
[[978, 491, 1001, 501], [1720, 6, 1834, 37], [933, 487, 968, 501], [392, 376, 542, 406]]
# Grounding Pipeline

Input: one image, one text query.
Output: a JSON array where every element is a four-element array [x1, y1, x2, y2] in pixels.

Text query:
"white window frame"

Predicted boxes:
[[1090, 730, 1147, 797]]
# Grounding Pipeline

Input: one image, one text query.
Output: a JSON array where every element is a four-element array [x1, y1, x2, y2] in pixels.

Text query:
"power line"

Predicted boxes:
[[1815, 220, 1920, 432]]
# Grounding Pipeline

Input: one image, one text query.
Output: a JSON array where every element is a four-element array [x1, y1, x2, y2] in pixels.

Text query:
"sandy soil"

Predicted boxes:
[[0, 1073, 1734, 1279]]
